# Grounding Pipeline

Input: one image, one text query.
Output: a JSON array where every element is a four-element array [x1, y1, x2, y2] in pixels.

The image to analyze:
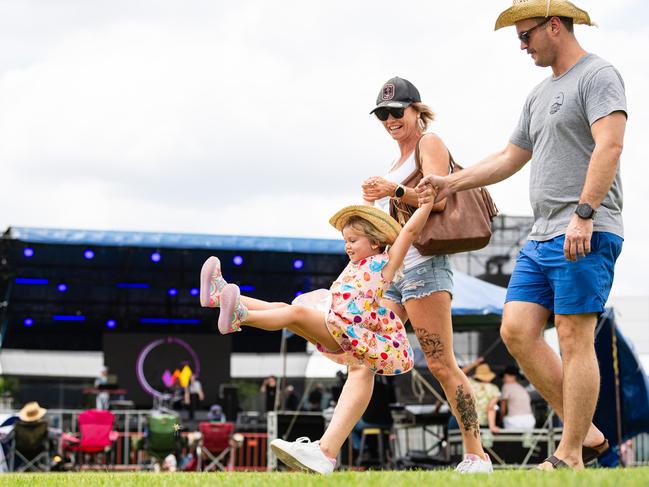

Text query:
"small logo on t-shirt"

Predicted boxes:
[[550, 92, 564, 114], [382, 84, 395, 100]]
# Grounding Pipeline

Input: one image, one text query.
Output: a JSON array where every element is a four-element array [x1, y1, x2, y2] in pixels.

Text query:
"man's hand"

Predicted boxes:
[[415, 174, 447, 205], [564, 214, 594, 261], [362, 176, 396, 202]]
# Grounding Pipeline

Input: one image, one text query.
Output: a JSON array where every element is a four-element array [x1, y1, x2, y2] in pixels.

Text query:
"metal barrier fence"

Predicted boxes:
[[631, 433, 649, 466]]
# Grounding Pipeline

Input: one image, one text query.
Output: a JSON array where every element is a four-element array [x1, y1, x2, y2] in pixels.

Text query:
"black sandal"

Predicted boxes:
[[582, 439, 609, 465]]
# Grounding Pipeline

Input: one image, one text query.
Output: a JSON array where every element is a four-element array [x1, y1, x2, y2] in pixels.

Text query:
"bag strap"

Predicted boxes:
[[413, 134, 454, 178]]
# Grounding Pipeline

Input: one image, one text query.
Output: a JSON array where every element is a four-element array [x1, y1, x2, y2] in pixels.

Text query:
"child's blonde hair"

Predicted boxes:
[[344, 216, 390, 251]]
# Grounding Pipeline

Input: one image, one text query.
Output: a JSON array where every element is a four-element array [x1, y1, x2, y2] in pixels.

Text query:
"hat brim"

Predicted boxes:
[[369, 100, 413, 114], [494, 1, 593, 30], [329, 205, 402, 245]]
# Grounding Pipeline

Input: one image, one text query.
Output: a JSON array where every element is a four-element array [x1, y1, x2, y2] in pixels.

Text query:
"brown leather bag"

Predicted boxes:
[[389, 136, 498, 255]]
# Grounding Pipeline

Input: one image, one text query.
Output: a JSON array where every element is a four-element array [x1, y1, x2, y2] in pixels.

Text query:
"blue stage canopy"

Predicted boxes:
[[5, 226, 345, 255]]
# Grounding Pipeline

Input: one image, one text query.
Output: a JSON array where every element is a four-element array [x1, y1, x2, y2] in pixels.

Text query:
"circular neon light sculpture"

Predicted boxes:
[[135, 336, 201, 398]]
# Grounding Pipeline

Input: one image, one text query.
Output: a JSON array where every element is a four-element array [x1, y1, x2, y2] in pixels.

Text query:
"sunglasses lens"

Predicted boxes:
[[375, 108, 389, 121], [375, 107, 405, 121]]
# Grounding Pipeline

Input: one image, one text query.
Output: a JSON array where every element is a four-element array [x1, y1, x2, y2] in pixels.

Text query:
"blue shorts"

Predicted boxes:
[[383, 255, 454, 305], [505, 232, 623, 315]]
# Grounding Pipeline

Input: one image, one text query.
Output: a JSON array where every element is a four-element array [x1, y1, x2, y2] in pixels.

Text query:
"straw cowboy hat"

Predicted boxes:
[[329, 205, 402, 245], [19, 401, 47, 422], [495, 0, 594, 30], [473, 363, 497, 382]]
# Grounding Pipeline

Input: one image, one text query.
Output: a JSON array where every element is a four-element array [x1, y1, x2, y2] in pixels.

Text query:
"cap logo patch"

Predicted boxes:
[[382, 84, 395, 101]]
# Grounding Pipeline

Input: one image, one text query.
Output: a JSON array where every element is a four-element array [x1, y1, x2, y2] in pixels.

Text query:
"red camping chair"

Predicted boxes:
[[197, 422, 235, 471], [63, 409, 118, 467]]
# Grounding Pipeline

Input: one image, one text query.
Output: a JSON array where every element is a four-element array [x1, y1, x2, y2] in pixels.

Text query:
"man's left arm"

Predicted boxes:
[[564, 111, 627, 261]]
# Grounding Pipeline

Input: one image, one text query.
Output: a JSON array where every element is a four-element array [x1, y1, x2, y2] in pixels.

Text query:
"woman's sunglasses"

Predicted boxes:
[[374, 106, 405, 121]]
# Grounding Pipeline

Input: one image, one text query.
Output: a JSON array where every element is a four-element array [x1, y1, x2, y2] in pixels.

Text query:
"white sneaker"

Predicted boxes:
[[455, 453, 493, 473], [270, 437, 335, 474]]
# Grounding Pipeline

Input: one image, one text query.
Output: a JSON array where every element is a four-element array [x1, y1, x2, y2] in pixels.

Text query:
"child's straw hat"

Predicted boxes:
[[329, 205, 402, 245]]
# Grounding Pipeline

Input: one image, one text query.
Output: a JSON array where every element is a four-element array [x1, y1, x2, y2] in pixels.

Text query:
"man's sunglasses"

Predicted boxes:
[[518, 17, 551, 44], [374, 106, 405, 121]]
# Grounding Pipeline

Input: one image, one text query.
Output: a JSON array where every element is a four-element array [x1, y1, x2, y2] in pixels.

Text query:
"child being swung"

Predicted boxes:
[[199, 199, 434, 473]]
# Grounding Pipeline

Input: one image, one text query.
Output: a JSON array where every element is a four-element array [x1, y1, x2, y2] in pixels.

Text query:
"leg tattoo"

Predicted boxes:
[[455, 384, 480, 439], [415, 329, 445, 360]]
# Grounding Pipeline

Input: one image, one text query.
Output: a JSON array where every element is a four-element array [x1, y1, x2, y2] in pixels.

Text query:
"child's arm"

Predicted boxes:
[[382, 199, 435, 282]]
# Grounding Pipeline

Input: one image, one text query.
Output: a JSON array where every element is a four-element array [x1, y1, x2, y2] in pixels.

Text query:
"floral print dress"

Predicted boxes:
[[316, 252, 414, 376]]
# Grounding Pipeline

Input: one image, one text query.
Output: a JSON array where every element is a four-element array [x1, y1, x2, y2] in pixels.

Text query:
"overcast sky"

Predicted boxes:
[[1, 0, 647, 297]]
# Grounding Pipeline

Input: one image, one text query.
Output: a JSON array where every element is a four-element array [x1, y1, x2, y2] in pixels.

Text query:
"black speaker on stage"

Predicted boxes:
[[274, 412, 325, 442], [220, 384, 240, 422]]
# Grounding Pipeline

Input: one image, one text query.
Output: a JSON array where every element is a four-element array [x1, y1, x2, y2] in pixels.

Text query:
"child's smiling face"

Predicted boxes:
[[342, 225, 379, 262]]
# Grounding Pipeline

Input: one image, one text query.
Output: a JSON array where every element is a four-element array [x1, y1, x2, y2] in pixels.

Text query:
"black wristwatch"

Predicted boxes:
[[394, 184, 406, 199], [575, 203, 595, 219]]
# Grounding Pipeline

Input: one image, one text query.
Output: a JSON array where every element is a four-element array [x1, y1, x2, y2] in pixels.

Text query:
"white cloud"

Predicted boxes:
[[0, 0, 647, 296]]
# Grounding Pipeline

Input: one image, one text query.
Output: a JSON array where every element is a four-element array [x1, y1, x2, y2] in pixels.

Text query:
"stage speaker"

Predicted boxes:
[[271, 411, 325, 442], [219, 384, 240, 422]]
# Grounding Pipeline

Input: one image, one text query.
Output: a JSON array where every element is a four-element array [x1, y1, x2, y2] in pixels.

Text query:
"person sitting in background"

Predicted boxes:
[[467, 363, 501, 430], [207, 404, 225, 423], [491, 365, 535, 433]]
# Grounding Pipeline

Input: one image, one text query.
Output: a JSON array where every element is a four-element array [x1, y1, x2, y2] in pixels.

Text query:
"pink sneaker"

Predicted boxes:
[[217, 284, 247, 334], [200, 257, 227, 307]]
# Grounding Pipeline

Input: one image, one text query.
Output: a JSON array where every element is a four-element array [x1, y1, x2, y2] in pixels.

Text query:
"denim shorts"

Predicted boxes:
[[505, 232, 623, 315], [383, 255, 454, 305]]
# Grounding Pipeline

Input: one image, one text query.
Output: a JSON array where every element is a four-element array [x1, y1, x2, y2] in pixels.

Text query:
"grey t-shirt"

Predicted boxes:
[[511, 53, 627, 241]]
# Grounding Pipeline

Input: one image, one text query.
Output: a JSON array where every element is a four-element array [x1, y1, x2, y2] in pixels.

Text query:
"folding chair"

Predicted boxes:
[[143, 413, 183, 467], [8, 420, 50, 472], [197, 422, 235, 471], [63, 409, 117, 467]]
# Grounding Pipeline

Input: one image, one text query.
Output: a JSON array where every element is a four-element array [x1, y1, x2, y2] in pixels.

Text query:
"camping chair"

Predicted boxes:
[[63, 409, 117, 467], [8, 420, 50, 472], [197, 422, 235, 471], [142, 413, 183, 467]]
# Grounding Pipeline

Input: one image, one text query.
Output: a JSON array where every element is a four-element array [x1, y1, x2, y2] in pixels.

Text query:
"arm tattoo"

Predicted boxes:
[[455, 384, 480, 439], [414, 329, 444, 360]]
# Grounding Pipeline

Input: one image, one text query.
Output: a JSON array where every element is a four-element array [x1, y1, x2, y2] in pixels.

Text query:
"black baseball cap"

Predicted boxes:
[[370, 76, 421, 114]]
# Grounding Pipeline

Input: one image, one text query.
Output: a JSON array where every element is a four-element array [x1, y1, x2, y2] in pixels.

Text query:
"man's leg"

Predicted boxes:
[[501, 303, 605, 466], [547, 313, 599, 468]]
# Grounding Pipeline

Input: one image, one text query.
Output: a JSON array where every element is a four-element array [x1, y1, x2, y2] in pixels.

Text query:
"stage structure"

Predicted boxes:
[[0, 220, 525, 408]]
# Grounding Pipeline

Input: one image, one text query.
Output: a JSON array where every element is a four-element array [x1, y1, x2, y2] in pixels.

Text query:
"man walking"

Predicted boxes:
[[417, 0, 626, 470]]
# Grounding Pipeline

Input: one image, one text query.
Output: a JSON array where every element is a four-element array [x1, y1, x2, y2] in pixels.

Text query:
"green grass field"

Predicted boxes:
[[1, 469, 649, 487]]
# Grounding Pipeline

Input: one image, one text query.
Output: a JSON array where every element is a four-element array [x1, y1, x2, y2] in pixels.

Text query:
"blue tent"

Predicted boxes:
[[594, 308, 649, 465], [452, 271, 507, 319]]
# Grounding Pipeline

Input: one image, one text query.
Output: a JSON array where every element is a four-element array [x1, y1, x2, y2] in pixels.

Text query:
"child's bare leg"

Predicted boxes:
[[318, 365, 374, 458], [244, 305, 339, 351], [241, 296, 288, 311]]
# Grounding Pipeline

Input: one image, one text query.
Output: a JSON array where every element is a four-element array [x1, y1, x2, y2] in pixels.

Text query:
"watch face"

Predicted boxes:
[[576, 204, 594, 219], [395, 186, 405, 198]]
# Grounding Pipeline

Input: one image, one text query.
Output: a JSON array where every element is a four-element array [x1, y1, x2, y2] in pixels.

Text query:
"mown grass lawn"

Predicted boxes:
[[1, 468, 649, 487]]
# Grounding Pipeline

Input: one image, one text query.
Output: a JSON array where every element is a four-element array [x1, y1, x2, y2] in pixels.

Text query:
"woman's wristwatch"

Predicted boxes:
[[394, 184, 406, 199]]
